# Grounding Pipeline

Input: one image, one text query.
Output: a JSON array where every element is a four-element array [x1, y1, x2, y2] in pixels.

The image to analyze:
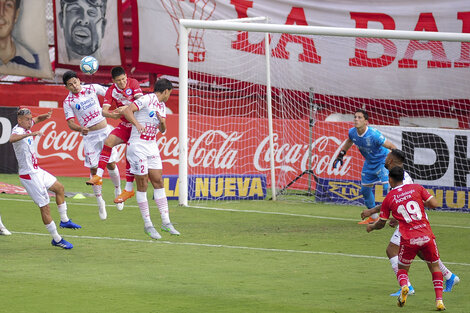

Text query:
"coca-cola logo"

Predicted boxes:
[[156, 129, 354, 177]]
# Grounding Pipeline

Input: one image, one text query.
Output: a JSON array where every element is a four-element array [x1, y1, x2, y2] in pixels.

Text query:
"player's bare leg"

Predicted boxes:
[[49, 180, 81, 229]]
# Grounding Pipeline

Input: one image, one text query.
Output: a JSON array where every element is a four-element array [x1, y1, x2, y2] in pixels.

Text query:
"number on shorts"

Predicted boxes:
[[140, 165, 145, 174], [397, 200, 422, 223]]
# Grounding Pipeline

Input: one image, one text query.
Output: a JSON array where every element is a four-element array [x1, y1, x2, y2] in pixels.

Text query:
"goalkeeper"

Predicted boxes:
[[334, 109, 396, 224]]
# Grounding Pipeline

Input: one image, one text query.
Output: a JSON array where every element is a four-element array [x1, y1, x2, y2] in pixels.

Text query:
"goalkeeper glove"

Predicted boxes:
[[334, 150, 347, 168]]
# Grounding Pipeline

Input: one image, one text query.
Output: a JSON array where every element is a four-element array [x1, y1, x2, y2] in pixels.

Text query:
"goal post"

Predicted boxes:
[[178, 19, 470, 207]]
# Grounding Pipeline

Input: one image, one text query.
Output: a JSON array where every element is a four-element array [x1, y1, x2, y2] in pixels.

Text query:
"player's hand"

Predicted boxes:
[[31, 131, 43, 137], [136, 123, 145, 134], [333, 150, 346, 168], [45, 110, 52, 119], [361, 208, 372, 219], [389, 218, 398, 228], [80, 127, 89, 136]]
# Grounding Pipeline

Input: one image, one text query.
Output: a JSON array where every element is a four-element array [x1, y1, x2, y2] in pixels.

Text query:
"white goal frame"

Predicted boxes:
[[178, 19, 470, 206]]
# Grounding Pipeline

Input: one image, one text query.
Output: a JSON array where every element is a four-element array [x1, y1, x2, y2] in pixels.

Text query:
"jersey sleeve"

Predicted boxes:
[[157, 102, 167, 119], [419, 185, 434, 202], [134, 96, 147, 111], [92, 84, 108, 97], [129, 79, 143, 98], [103, 86, 113, 107], [379, 195, 391, 220], [63, 102, 75, 121], [374, 129, 386, 146]]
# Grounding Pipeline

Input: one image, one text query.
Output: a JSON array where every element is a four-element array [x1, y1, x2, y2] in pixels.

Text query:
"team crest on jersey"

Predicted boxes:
[[125, 88, 132, 95], [75, 103, 81, 110], [149, 111, 156, 118]]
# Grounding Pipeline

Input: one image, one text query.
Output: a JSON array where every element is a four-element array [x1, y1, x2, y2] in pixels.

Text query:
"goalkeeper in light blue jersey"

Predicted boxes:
[[334, 109, 396, 224]]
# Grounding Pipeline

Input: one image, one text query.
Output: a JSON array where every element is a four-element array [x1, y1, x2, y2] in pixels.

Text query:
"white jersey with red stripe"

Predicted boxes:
[[63, 84, 107, 127], [11, 124, 40, 175], [129, 93, 166, 149]]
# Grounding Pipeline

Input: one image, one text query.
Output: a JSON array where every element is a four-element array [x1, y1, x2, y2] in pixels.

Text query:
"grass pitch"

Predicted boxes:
[[0, 174, 468, 313]]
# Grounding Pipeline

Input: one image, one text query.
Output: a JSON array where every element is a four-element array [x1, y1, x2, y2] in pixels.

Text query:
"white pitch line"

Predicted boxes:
[[1, 196, 469, 230], [10, 231, 470, 267]]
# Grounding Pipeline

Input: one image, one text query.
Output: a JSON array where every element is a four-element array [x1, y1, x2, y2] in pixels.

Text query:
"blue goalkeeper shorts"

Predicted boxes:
[[361, 162, 389, 186]]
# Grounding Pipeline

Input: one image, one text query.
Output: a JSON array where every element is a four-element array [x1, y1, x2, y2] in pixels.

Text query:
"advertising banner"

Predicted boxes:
[[133, 0, 470, 98]]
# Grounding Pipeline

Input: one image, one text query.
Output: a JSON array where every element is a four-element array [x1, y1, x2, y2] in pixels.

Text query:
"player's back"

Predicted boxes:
[[386, 184, 434, 241]]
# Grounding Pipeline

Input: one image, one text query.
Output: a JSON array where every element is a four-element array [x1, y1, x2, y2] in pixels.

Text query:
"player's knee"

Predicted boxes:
[[106, 162, 116, 170]]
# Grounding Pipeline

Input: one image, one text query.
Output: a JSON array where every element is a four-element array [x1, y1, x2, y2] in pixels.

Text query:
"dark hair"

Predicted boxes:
[[111, 66, 126, 79], [153, 78, 173, 93], [16, 0, 21, 10], [60, 0, 108, 16], [63, 70, 78, 85], [355, 109, 369, 120], [390, 149, 405, 163], [389, 166, 404, 182]]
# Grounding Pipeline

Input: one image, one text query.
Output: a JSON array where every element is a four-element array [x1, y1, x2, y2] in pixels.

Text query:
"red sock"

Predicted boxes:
[[125, 159, 134, 183], [397, 269, 408, 287], [97, 145, 112, 171], [432, 271, 443, 300]]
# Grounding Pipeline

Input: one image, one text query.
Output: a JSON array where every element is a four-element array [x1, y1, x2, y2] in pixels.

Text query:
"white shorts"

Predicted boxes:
[[390, 226, 401, 246], [19, 168, 56, 207], [126, 142, 162, 175], [83, 125, 118, 168]]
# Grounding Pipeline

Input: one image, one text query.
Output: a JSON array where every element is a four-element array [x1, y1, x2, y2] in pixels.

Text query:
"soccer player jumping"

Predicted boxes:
[[367, 166, 446, 311], [334, 109, 396, 224]]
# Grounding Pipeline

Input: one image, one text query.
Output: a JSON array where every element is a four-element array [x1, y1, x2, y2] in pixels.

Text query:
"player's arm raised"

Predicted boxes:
[[382, 139, 397, 150], [33, 110, 52, 124]]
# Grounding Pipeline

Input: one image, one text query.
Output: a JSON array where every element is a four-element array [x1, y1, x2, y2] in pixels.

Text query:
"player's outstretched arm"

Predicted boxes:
[[101, 104, 121, 119], [33, 110, 53, 124], [366, 219, 386, 233], [383, 139, 397, 151], [361, 204, 381, 219], [424, 197, 439, 209]]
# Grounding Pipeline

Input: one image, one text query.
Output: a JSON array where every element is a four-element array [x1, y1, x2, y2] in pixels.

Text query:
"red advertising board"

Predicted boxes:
[[26, 107, 364, 188]]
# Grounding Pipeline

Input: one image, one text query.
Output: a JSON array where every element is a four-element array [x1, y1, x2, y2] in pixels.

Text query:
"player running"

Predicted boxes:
[[62, 70, 122, 220], [362, 149, 460, 296], [121, 78, 180, 239], [85, 67, 143, 205], [10, 108, 81, 249], [334, 109, 396, 224], [367, 166, 446, 311]]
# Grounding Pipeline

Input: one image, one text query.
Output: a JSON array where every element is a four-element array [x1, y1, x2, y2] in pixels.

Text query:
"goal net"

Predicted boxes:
[[178, 19, 470, 207]]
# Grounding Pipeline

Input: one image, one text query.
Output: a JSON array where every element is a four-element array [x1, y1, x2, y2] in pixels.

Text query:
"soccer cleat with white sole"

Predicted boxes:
[[161, 223, 180, 235], [436, 300, 446, 311], [51, 238, 73, 249], [98, 199, 107, 220], [444, 273, 460, 292], [390, 284, 414, 296], [397, 285, 409, 307], [144, 226, 162, 240], [0, 227, 12, 236]]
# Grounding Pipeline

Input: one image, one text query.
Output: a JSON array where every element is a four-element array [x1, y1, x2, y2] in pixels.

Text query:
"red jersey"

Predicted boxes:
[[380, 184, 435, 242], [103, 77, 143, 122]]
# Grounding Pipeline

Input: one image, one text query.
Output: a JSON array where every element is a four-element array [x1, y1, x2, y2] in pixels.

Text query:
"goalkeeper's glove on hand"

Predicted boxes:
[[334, 150, 346, 168]]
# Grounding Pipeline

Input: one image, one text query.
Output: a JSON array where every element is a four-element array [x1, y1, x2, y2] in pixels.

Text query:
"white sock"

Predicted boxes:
[[137, 191, 152, 227], [0, 215, 5, 229], [438, 259, 452, 280], [108, 167, 122, 190], [154, 188, 170, 225], [57, 202, 69, 223], [371, 212, 379, 219], [389, 256, 399, 275], [96, 168, 104, 177], [92, 184, 103, 202], [125, 182, 134, 192], [45, 221, 62, 242]]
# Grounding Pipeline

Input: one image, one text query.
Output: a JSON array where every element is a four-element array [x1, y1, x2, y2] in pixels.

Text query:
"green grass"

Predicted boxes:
[[0, 173, 468, 313]]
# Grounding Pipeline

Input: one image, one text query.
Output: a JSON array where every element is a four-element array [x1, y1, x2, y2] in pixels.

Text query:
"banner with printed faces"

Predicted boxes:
[[54, 0, 123, 67], [133, 0, 470, 99], [0, 0, 53, 78]]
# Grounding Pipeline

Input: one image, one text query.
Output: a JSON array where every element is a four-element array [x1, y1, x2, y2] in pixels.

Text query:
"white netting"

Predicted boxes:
[[181, 23, 470, 204]]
